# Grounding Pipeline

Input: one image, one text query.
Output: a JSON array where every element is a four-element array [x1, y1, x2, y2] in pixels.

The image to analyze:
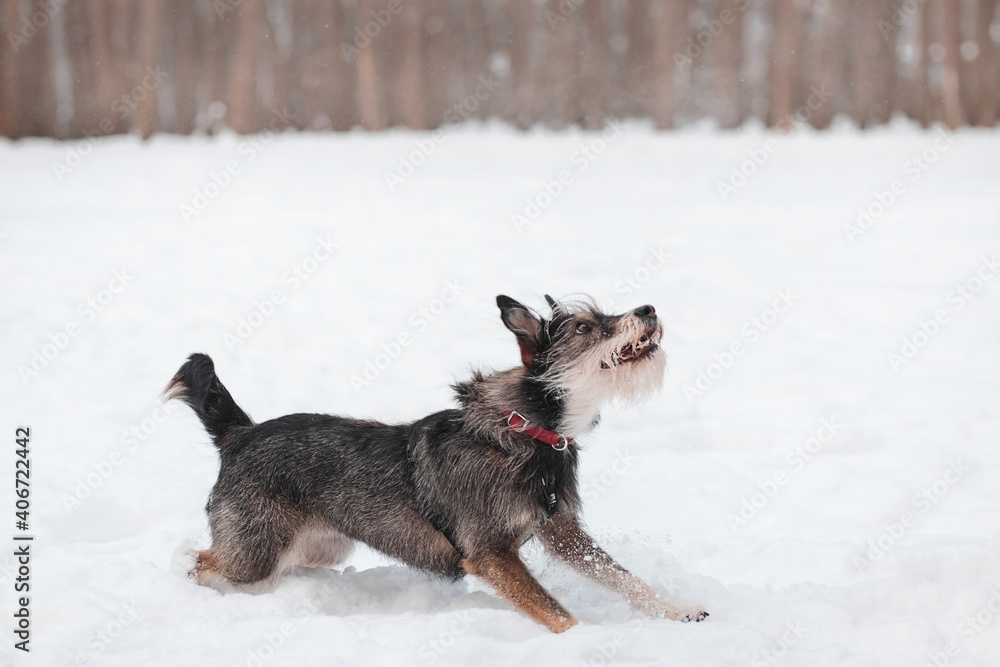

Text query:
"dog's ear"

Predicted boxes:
[[543, 294, 566, 317], [497, 295, 545, 367]]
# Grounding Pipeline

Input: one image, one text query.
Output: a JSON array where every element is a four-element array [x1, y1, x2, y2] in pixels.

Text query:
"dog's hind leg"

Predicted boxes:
[[192, 498, 300, 593], [462, 549, 577, 633], [192, 548, 236, 592]]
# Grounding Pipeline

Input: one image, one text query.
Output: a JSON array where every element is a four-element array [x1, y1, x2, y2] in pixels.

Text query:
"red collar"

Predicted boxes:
[[501, 408, 573, 451]]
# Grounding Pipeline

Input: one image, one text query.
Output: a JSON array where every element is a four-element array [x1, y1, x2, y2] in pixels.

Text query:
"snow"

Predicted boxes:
[[2, 121, 999, 667]]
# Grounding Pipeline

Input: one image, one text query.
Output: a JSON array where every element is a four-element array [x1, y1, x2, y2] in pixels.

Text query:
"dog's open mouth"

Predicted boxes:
[[601, 328, 661, 369]]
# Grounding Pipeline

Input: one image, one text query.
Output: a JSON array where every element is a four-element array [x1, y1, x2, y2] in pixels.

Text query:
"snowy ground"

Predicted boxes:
[[2, 121, 999, 667]]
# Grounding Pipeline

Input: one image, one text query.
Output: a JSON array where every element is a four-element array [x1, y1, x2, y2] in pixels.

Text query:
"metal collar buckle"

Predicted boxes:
[[506, 410, 528, 431]]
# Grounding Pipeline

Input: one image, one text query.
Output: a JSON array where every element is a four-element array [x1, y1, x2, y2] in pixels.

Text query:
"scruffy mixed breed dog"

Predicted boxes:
[[166, 294, 707, 632]]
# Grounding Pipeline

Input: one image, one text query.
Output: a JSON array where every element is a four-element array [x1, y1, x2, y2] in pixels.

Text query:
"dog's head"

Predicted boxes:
[[497, 294, 666, 435]]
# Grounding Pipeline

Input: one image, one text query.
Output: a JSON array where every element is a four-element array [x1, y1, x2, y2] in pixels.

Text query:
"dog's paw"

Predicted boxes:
[[648, 599, 709, 623], [549, 614, 579, 634], [679, 608, 709, 623]]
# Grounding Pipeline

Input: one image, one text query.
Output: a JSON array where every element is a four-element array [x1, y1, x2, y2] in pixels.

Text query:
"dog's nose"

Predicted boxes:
[[634, 305, 656, 318]]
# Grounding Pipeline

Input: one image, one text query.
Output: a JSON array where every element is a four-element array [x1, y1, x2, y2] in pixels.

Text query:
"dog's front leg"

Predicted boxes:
[[462, 549, 578, 633], [538, 511, 707, 623]]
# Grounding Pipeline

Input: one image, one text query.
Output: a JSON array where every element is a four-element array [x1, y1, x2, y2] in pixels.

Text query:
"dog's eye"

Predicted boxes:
[[576, 323, 591, 334]]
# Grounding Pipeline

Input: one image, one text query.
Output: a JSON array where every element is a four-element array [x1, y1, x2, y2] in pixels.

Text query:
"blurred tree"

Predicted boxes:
[[545, 0, 577, 128], [812, 0, 842, 129], [0, 0, 19, 137], [228, 0, 264, 134], [851, 0, 879, 127], [509, 0, 538, 130], [15, 0, 56, 137], [422, 0, 452, 126], [354, 0, 382, 130], [578, 0, 608, 129], [168, 0, 201, 135], [134, 0, 160, 138], [918, 0, 934, 126], [715, 0, 747, 129], [624, 0, 652, 121], [939, 0, 963, 128], [651, 0, 681, 129], [770, 0, 798, 129], [399, 2, 423, 129], [975, 0, 998, 125]]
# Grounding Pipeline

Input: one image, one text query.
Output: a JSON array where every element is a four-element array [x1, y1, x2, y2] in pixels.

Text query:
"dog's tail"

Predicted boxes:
[[164, 353, 254, 450]]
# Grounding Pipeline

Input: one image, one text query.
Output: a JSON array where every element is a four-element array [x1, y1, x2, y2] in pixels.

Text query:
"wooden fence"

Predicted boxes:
[[1, 0, 998, 139]]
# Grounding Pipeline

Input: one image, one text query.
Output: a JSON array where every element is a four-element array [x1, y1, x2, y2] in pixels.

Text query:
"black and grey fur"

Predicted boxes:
[[165, 294, 707, 632]]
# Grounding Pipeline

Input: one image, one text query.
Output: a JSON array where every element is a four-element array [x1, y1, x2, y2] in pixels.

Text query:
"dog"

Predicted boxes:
[[165, 294, 707, 633]]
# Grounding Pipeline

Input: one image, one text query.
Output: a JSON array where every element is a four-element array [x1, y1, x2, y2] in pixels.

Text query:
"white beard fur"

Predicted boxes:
[[544, 318, 666, 437]]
